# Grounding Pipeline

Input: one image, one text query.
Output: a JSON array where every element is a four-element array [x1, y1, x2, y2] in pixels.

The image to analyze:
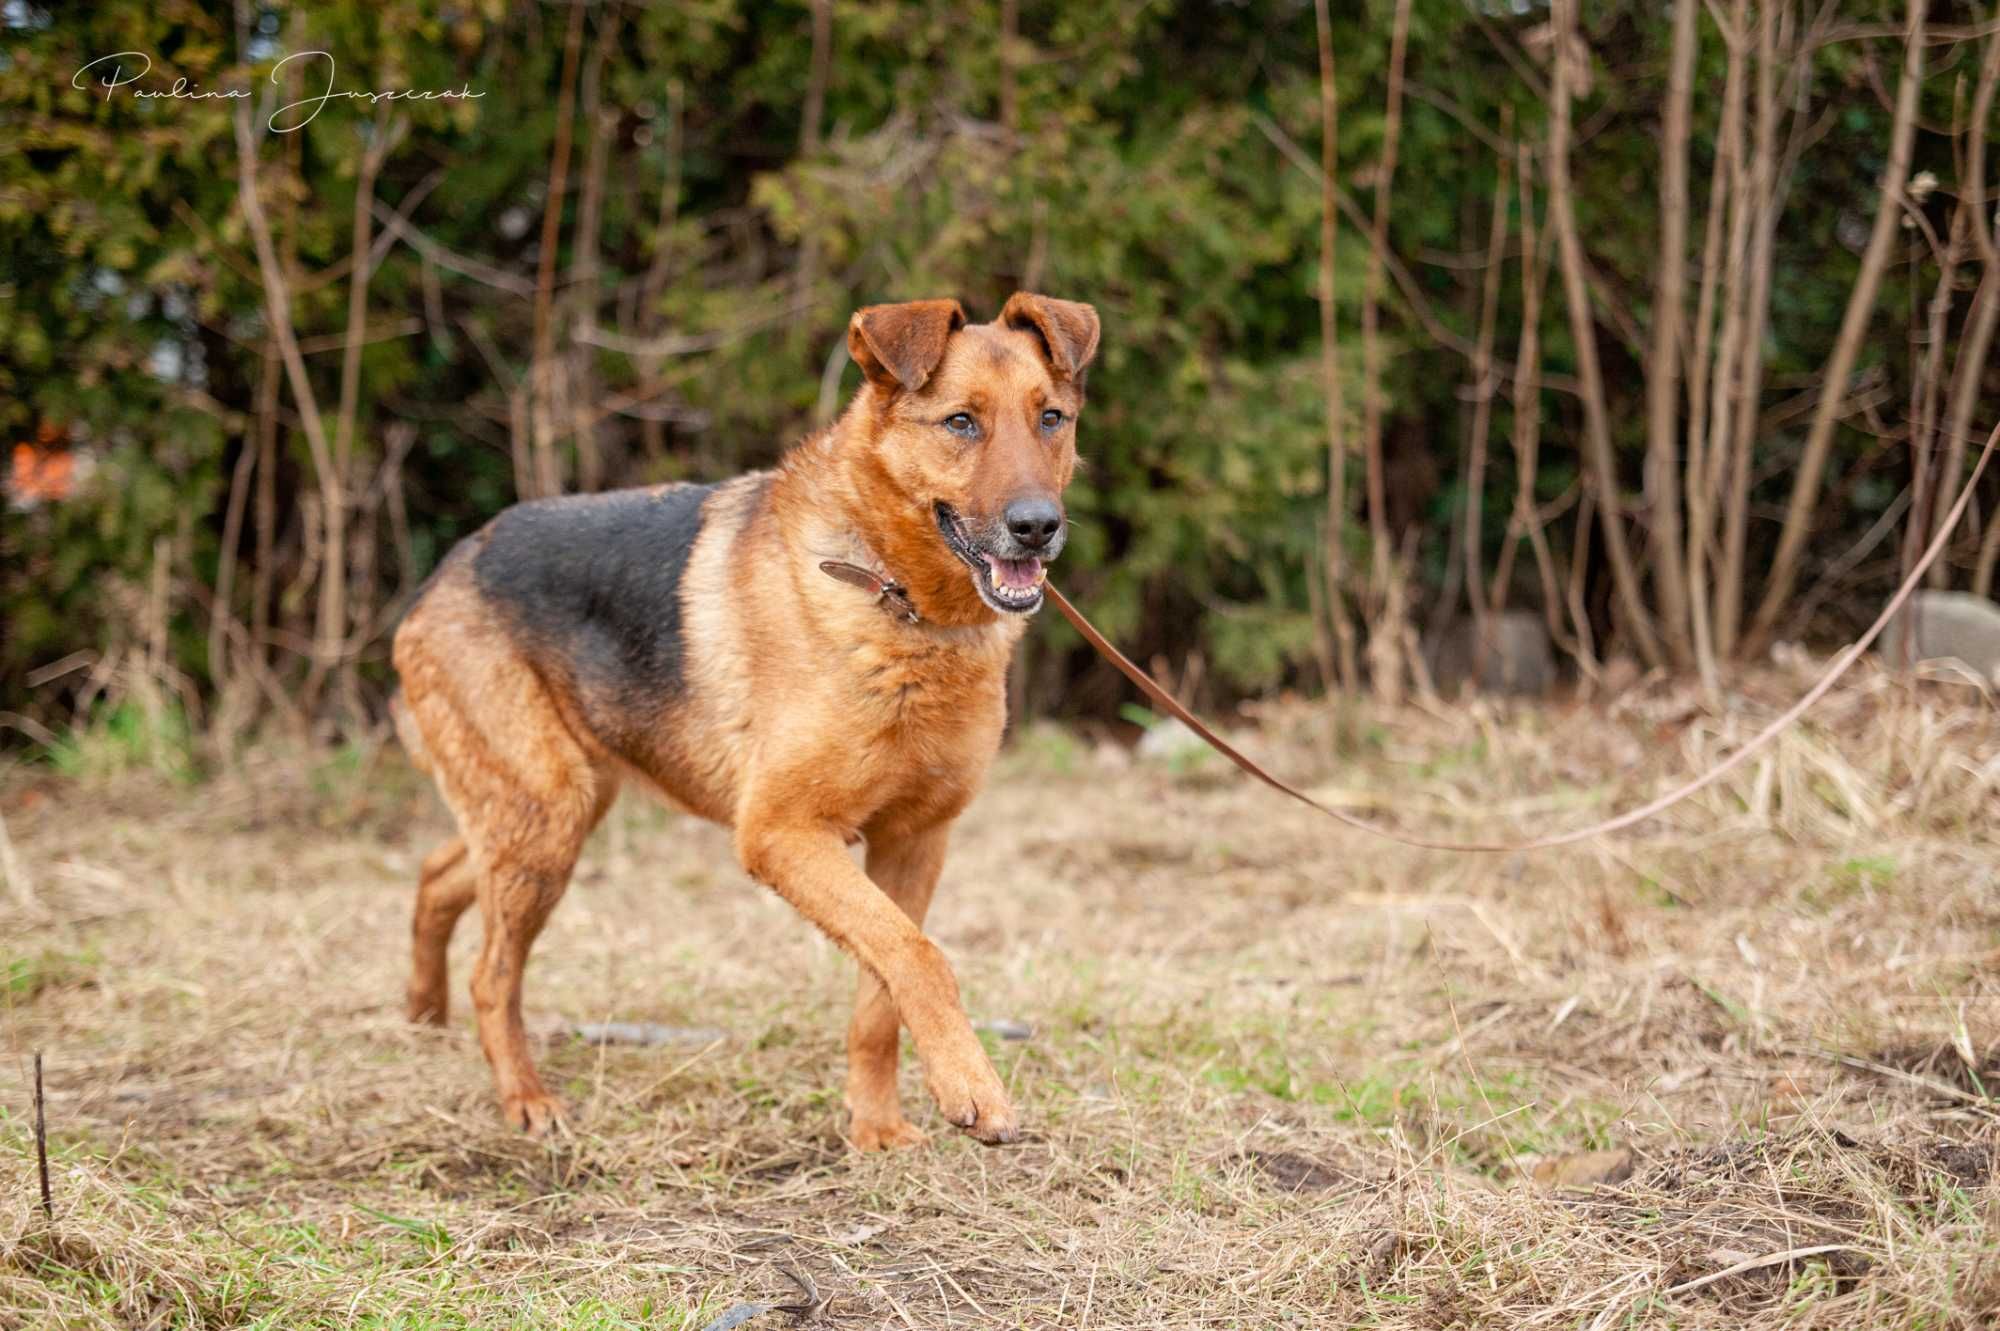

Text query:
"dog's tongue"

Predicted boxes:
[[985, 554, 1045, 590]]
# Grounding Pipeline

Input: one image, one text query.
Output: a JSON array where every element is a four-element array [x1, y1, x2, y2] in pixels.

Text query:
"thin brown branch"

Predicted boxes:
[[1931, 14, 2000, 573], [1546, 0, 1663, 668], [1360, 0, 1413, 705], [1810, 16, 2000, 48], [1683, 11, 1736, 695], [370, 205, 536, 296], [1404, 81, 1513, 157], [570, 3, 621, 493], [1471, 6, 1549, 101], [1361, 0, 1411, 584], [1312, 0, 1356, 695], [1706, 0, 1759, 659], [1462, 133, 1513, 639], [1973, 500, 2000, 596], [34, 1051, 50, 1219], [792, 0, 834, 314], [1643, 0, 1700, 667], [1565, 488, 1602, 678], [210, 428, 256, 702], [529, 0, 587, 500], [232, 74, 343, 713], [1491, 143, 1551, 620], [1720, 0, 1796, 652], [999, 0, 1019, 136]]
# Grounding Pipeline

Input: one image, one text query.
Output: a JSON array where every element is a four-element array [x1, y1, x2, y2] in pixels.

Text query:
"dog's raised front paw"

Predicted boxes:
[[925, 1055, 1019, 1145]]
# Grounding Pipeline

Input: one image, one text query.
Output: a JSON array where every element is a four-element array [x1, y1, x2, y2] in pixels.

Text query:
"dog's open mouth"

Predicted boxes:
[[935, 503, 1046, 614]]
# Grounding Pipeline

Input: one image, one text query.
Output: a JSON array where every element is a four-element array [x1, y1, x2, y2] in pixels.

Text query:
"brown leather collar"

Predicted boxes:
[[818, 559, 921, 624]]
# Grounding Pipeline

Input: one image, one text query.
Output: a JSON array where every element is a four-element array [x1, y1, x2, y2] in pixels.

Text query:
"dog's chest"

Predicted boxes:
[[844, 634, 1006, 776]]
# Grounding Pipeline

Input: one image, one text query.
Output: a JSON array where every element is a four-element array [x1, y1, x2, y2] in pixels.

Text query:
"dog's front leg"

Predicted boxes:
[[844, 825, 949, 1150], [736, 814, 1017, 1145]]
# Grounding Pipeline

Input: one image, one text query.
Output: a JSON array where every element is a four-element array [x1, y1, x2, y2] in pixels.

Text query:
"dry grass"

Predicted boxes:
[[3, 661, 1999, 1329]]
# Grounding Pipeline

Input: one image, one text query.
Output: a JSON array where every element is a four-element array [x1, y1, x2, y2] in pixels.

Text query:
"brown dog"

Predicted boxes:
[[390, 293, 1098, 1148]]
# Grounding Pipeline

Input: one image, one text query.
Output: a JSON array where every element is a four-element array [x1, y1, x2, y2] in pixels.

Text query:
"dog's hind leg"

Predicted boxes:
[[845, 826, 949, 1151], [468, 787, 609, 1134], [406, 836, 476, 1025], [395, 591, 614, 1133]]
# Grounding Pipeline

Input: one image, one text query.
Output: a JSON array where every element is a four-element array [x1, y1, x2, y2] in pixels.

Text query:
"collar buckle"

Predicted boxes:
[[818, 559, 922, 625]]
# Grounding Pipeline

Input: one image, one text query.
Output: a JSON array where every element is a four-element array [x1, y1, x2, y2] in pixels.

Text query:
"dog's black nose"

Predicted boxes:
[[1004, 497, 1063, 551]]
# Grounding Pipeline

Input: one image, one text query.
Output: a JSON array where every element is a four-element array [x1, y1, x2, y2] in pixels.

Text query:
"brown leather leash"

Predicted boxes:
[[831, 420, 2000, 853]]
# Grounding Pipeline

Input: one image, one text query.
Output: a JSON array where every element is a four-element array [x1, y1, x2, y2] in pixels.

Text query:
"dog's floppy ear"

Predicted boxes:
[[1000, 292, 1101, 381], [847, 299, 967, 392]]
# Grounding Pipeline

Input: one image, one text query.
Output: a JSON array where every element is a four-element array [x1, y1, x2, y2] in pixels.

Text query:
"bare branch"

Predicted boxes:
[[370, 204, 535, 296], [1462, 128, 1513, 639], [1312, 0, 1356, 695], [1931, 13, 2000, 572], [528, 0, 588, 499], [1643, 0, 1700, 667], [1546, 0, 1663, 667]]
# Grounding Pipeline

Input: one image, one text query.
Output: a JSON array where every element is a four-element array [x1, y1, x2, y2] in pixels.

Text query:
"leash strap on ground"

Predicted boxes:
[[1048, 419, 2000, 854]]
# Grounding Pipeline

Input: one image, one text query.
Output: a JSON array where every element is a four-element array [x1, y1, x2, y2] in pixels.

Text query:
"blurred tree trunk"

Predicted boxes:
[[1932, 18, 2000, 579], [1702, 0, 1755, 662], [529, 0, 586, 500], [1902, 208, 1962, 594], [321, 110, 402, 722], [1642, 0, 1699, 670], [792, 0, 833, 317], [639, 80, 684, 461], [999, 0, 1019, 137], [1715, 0, 1787, 659], [1682, 14, 1736, 698], [1312, 0, 1356, 695], [1748, 0, 1924, 653], [1492, 144, 1590, 675], [1360, 0, 1412, 704], [250, 338, 279, 684], [1546, 0, 1663, 669], [570, 5, 622, 494], [1490, 142, 1542, 618], [233, 93, 343, 721], [1461, 133, 1512, 674]]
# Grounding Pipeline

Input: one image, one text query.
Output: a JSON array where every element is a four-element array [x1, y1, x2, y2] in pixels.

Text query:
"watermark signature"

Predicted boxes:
[[72, 51, 481, 133]]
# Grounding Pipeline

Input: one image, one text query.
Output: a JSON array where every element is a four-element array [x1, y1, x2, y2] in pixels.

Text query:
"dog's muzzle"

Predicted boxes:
[[935, 502, 1058, 614]]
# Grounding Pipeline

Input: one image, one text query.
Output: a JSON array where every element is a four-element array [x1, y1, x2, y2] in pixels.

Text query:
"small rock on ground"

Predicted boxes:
[[1136, 716, 1210, 763], [1880, 590, 2000, 682], [1527, 1148, 1635, 1190]]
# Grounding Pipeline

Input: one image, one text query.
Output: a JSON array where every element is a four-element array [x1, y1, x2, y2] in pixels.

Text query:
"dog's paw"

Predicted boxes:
[[404, 987, 449, 1026], [848, 1114, 927, 1152], [925, 1056, 1019, 1146], [501, 1091, 568, 1136]]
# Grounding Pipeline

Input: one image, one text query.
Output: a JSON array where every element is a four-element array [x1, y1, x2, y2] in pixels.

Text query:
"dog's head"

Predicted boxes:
[[842, 292, 1100, 621]]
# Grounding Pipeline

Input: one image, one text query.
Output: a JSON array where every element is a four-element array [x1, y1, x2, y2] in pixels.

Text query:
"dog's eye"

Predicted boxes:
[[943, 412, 978, 438], [1040, 409, 1065, 431]]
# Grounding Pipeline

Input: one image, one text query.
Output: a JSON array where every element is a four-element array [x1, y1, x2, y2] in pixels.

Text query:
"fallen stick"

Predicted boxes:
[[35, 1051, 51, 1220]]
